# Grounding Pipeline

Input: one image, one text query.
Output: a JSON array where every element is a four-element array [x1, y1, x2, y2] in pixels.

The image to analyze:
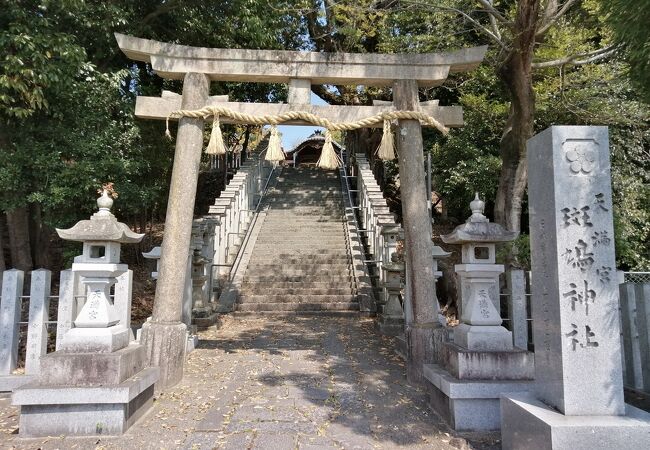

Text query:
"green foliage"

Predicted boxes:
[[0, 0, 305, 235], [0, 1, 86, 119], [497, 234, 532, 270], [598, 0, 650, 103], [427, 64, 506, 220]]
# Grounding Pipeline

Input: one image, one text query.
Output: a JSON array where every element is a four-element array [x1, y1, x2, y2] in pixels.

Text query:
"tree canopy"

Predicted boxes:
[[0, 0, 648, 271]]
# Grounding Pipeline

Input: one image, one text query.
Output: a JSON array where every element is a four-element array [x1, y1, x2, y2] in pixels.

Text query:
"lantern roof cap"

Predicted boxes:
[[441, 193, 517, 244], [56, 191, 144, 244]]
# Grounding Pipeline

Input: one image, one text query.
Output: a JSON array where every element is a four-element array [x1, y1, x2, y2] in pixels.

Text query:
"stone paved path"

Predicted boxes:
[[0, 317, 499, 449]]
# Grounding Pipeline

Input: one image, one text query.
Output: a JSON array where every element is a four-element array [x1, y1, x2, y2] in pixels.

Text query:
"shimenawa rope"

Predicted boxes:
[[165, 105, 448, 168]]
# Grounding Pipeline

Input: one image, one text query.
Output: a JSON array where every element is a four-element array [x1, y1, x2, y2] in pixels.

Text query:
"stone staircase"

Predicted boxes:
[[235, 167, 359, 314]]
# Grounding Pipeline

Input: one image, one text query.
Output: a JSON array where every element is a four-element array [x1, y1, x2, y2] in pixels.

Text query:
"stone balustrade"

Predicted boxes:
[[353, 153, 405, 330], [199, 151, 272, 325]]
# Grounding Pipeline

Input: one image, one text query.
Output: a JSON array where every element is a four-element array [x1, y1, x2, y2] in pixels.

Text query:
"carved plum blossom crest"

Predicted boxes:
[[566, 144, 597, 174]]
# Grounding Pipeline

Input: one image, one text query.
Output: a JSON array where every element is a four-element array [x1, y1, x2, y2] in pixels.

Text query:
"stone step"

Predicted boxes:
[[247, 255, 350, 263], [247, 260, 350, 266], [238, 294, 356, 303], [236, 302, 359, 312], [251, 249, 348, 255], [257, 229, 346, 235], [243, 271, 352, 281], [250, 251, 349, 258], [242, 275, 354, 283], [238, 287, 354, 295], [255, 235, 346, 240], [262, 214, 343, 218], [245, 262, 351, 269], [260, 223, 344, 227], [253, 247, 349, 253], [232, 310, 359, 317], [254, 240, 347, 245], [244, 270, 352, 279], [240, 280, 354, 289]]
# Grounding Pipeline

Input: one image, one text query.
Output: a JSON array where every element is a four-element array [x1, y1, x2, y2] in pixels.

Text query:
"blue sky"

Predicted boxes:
[[278, 92, 327, 149]]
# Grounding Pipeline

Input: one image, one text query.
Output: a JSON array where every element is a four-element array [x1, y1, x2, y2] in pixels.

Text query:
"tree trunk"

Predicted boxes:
[[6, 207, 33, 271], [494, 0, 541, 233], [0, 215, 6, 274], [30, 203, 53, 269]]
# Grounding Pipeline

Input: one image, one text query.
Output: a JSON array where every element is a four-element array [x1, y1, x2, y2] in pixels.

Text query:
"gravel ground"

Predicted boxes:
[[0, 316, 501, 450]]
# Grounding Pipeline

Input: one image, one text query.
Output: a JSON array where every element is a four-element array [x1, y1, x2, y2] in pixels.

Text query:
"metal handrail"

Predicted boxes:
[[339, 149, 368, 297]]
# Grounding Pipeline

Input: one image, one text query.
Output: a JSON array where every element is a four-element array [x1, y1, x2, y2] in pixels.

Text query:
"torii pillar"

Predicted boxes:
[[394, 80, 439, 384], [140, 72, 209, 388]]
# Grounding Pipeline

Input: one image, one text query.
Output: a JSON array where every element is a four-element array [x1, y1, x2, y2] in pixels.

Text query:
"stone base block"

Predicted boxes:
[[407, 322, 440, 384], [358, 292, 377, 315], [40, 344, 146, 385], [377, 315, 404, 336], [193, 311, 222, 330], [12, 367, 158, 437], [424, 363, 531, 431], [454, 323, 513, 351], [140, 321, 187, 390], [500, 392, 650, 450], [59, 326, 130, 353], [444, 343, 534, 380], [0, 375, 34, 393], [217, 287, 238, 313]]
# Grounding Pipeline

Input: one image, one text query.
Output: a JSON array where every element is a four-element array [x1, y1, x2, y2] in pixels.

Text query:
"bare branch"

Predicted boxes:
[[475, 0, 509, 23], [532, 44, 619, 69], [476, 0, 503, 39], [310, 85, 343, 105], [536, 0, 581, 37], [402, 0, 507, 50]]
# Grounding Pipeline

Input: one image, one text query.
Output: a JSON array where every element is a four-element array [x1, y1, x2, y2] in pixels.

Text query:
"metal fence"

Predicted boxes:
[[624, 272, 650, 284]]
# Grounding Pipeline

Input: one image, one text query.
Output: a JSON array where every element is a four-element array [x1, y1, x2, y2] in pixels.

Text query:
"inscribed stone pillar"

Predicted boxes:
[[501, 126, 650, 450], [55, 270, 76, 350], [0, 270, 24, 375], [528, 126, 623, 416], [506, 269, 529, 349], [113, 270, 134, 340], [25, 269, 51, 375], [393, 79, 439, 384], [141, 72, 209, 389]]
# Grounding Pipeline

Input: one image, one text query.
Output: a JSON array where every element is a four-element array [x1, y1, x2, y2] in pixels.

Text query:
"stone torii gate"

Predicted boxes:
[[115, 33, 487, 389]]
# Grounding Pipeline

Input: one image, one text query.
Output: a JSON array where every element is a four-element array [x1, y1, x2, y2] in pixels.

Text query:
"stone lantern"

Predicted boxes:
[[378, 252, 405, 335], [441, 193, 517, 351], [55, 190, 144, 353], [13, 190, 159, 437], [190, 225, 210, 314], [432, 244, 451, 281], [423, 194, 532, 432], [380, 225, 403, 304], [142, 246, 161, 279]]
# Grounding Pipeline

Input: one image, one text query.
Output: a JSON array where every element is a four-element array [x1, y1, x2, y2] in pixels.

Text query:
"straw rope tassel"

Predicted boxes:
[[265, 125, 285, 162], [316, 130, 341, 170], [377, 119, 396, 161], [206, 114, 227, 155]]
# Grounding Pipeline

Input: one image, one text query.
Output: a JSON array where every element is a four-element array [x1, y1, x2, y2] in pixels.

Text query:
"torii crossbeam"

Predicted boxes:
[[115, 33, 487, 389]]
